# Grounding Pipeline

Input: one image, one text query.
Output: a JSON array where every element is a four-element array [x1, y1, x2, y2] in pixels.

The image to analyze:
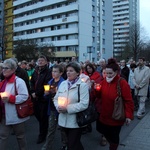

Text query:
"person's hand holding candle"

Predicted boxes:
[[44, 85, 50, 91], [1, 92, 9, 103], [58, 97, 67, 113], [94, 83, 101, 91], [44, 85, 50, 95]]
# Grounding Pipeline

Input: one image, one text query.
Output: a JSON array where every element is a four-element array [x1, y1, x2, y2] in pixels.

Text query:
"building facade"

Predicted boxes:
[[12, 0, 113, 62], [0, 1, 4, 60], [113, 0, 139, 58], [3, 0, 14, 59]]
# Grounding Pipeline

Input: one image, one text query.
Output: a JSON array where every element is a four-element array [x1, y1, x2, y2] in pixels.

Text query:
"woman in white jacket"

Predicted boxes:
[[54, 62, 89, 150], [0, 58, 29, 150]]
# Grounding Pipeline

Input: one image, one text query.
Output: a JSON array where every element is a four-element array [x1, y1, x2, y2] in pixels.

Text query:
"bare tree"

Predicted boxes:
[[123, 22, 146, 61], [139, 41, 150, 61]]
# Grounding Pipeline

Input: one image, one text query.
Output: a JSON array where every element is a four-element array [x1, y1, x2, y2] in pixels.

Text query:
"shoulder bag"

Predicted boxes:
[[15, 79, 34, 118], [76, 84, 98, 127], [112, 78, 125, 121]]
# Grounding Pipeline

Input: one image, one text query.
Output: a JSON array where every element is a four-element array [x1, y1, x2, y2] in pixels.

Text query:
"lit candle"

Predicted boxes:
[[29, 76, 31, 80], [58, 97, 67, 107], [95, 84, 101, 91], [81, 78, 85, 82], [44, 85, 50, 92], [1, 92, 9, 98]]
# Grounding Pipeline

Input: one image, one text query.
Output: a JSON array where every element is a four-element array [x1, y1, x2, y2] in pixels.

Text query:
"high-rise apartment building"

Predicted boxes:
[[113, 0, 139, 57], [3, 0, 14, 59], [0, 1, 4, 60], [12, 0, 113, 62]]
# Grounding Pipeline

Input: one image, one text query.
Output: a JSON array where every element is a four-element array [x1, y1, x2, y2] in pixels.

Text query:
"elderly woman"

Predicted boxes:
[[54, 62, 89, 150], [0, 58, 29, 150]]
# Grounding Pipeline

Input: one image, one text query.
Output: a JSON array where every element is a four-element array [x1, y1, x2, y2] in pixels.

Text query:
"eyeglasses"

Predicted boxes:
[[2, 67, 11, 70]]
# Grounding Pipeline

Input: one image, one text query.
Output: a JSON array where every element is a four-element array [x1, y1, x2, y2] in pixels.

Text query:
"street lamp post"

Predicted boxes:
[[87, 46, 92, 62]]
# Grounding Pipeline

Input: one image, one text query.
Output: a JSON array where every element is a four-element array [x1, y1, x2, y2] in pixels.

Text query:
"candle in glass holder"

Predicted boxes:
[[58, 97, 67, 107], [1, 92, 9, 98], [95, 84, 101, 91], [44, 85, 50, 92]]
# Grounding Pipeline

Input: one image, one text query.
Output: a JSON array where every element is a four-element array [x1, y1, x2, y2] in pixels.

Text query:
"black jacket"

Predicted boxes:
[[121, 66, 129, 81], [30, 65, 52, 99]]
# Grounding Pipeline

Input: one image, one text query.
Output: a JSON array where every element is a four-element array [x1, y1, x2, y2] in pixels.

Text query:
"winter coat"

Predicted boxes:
[[0, 74, 29, 125], [85, 71, 102, 102], [95, 75, 134, 126], [133, 65, 150, 96], [53, 78, 89, 128], [46, 77, 65, 116], [79, 73, 91, 89], [121, 66, 130, 81], [16, 66, 31, 93], [30, 65, 52, 100], [128, 69, 135, 89]]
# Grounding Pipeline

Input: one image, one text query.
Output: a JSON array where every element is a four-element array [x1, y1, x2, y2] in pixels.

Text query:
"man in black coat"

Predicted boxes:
[[120, 60, 130, 81], [30, 55, 52, 144], [8, 58, 30, 93]]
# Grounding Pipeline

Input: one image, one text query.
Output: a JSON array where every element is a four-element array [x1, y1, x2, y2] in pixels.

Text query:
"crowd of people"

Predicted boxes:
[[0, 55, 150, 150]]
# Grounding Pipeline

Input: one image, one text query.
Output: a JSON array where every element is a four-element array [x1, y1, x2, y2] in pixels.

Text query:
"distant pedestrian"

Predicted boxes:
[[128, 63, 137, 109], [96, 58, 106, 76], [133, 57, 150, 119], [120, 59, 130, 81]]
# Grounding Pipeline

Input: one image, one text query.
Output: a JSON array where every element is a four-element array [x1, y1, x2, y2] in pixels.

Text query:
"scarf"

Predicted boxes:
[[67, 77, 79, 90]]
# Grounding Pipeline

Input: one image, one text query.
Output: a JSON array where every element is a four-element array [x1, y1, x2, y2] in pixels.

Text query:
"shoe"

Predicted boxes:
[[60, 146, 67, 150], [36, 137, 45, 144], [137, 112, 146, 119], [100, 136, 107, 146]]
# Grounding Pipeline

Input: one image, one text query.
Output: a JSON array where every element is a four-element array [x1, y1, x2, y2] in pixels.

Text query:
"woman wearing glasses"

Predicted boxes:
[[0, 58, 29, 150]]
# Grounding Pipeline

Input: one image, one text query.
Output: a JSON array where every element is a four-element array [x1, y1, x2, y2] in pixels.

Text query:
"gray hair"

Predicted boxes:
[[99, 58, 106, 63], [3, 58, 17, 70]]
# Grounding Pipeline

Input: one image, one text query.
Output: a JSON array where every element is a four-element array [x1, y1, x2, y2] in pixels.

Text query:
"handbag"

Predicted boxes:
[[112, 78, 125, 121], [15, 79, 34, 118], [76, 84, 98, 127]]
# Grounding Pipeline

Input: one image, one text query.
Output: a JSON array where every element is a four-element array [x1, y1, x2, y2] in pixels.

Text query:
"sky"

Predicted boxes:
[[140, 0, 150, 38]]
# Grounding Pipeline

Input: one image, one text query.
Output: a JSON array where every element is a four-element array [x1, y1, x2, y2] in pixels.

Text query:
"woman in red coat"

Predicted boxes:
[[95, 58, 134, 150], [84, 63, 102, 101], [83, 63, 102, 133]]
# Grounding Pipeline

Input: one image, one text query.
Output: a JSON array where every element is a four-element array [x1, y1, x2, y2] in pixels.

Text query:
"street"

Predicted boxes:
[[7, 100, 150, 150]]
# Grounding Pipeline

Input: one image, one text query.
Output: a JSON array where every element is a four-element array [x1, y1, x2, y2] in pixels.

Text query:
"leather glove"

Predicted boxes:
[[125, 118, 131, 126]]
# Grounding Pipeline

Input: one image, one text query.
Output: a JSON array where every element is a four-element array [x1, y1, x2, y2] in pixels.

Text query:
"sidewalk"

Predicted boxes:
[[118, 110, 150, 150]]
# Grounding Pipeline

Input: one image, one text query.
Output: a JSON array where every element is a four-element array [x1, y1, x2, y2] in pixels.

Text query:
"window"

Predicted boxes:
[[102, 39, 105, 45], [92, 5, 95, 11], [102, 29, 105, 35], [102, 19, 105, 25], [92, 16, 95, 22], [92, 27, 95, 33], [102, 48, 105, 54], [102, 10, 105, 16]]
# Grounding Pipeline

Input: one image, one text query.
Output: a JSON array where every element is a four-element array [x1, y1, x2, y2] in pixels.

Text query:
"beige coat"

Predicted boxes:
[[133, 65, 150, 96]]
